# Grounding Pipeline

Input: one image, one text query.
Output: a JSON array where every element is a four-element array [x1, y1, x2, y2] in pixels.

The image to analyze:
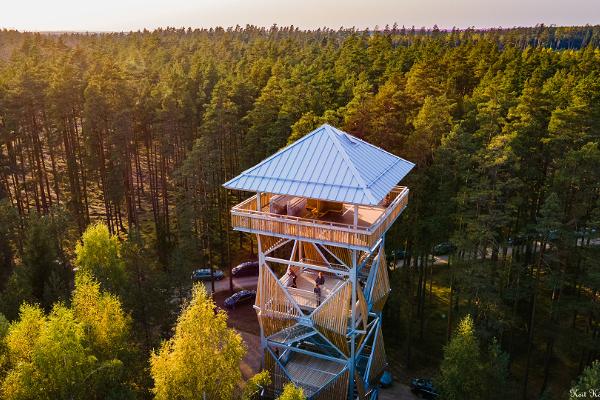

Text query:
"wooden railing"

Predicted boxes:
[[286, 287, 319, 309], [230, 186, 409, 249]]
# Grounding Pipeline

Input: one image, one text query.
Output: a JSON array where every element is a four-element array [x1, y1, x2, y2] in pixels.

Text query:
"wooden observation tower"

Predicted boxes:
[[224, 125, 414, 399]]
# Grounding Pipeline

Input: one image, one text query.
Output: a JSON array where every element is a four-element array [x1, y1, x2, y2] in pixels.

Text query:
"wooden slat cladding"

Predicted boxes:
[[354, 371, 367, 400], [258, 234, 282, 253], [314, 369, 350, 400], [369, 188, 409, 242], [302, 242, 327, 265], [311, 281, 352, 356], [369, 248, 391, 313], [232, 212, 372, 248], [255, 264, 302, 336], [368, 326, 387, 384], [356, 287, 369, 349], [356, 287, 368, 330], [322, 244, 354, 267], [231, 186, 409, 249], [258, 312, 296, 338]]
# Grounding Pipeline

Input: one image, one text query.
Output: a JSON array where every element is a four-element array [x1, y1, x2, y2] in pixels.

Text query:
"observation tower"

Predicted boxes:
[[224, 124, 414, 399]]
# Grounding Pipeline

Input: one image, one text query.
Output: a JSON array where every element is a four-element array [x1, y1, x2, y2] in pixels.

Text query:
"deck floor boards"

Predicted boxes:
[[284, 353, 345, 396], [280, 269, 345, 310]]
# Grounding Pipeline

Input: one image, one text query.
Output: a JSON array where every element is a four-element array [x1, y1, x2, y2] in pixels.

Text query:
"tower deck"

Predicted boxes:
[[231, 186, 409, 250]]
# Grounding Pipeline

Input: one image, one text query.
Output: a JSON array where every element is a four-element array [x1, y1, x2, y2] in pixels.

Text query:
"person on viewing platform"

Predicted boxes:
[[286, 266, 297, 288], [314, 283, 322, 306], [315, 271, 325, 286]]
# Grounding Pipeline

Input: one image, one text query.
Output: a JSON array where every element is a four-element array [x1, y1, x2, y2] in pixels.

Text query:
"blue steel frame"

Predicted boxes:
[[247, 218, 394, 399]]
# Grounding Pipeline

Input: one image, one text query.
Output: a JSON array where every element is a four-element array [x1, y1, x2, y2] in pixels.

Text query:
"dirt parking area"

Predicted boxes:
[[379, 384, 419, 400]]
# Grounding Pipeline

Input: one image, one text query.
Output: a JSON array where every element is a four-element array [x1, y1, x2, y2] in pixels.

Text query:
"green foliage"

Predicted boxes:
[[242, 370, 271, 400], [22, 213, 66, 308], [437, 315, 485, 400], [120, 230, 172, 349], [150, 284, 245, 400], [482, 338, 511, 400], [0, 268, 34, 321], [0, 274, 133, 400], [570, 361, 600, 400], [288, 110, 342, 144], [72, 273, 131, 359], [277, 383, 306, 400], [407, 95, 454, 165], [74, 223, 125, 293], [0, 314, 9, 338], [0, 313, 9, 374], [0, 200, 17, 272], [438, 316, 512, 400]]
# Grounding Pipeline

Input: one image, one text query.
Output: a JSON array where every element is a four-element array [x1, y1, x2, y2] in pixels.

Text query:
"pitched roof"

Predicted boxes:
[[223, 124, 414, 206]]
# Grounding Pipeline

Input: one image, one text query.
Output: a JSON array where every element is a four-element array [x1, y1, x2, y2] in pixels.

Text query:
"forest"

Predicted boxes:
[[0, 24, 599, 399]]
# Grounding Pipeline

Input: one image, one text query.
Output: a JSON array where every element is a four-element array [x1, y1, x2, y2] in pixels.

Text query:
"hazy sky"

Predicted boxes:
[[2, 0, 600, 32]]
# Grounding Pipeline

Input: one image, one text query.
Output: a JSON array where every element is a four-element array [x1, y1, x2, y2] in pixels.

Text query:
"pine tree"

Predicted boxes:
[[437, 315, 485, 400], [570, 361, 600, 400]]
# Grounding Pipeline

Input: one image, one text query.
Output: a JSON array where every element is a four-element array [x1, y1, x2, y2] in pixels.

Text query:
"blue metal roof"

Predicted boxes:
[[223, 124, 414, 206]]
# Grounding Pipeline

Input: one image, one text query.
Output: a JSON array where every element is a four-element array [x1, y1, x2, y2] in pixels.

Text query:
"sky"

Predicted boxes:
[[1, 0, 599, 32]]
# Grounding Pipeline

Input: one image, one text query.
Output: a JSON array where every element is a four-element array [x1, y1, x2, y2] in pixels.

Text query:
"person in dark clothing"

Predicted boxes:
[[314, 283, 322, 307], [315, 271, 325, 286], [286, 266, 297, 288]]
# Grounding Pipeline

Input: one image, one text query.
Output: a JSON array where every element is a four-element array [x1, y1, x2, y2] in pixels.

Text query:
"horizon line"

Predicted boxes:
[[2, 22, 600, 35]]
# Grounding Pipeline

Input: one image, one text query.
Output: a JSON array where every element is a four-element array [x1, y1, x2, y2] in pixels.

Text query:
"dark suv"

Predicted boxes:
[[433, 242, 457, 256], [410, 378, 439, 399], [232, 261, 259, 277], [224, 290, 257, 309]]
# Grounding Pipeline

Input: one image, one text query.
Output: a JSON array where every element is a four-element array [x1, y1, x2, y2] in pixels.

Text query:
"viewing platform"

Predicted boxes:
[[230, 186, 409, 250], [279, 268, 344, 311]]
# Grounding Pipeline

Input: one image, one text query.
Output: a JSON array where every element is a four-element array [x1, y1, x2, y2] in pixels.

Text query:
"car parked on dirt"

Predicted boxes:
[[387, 248, 409, 261], [433, 242, 457, 256], [191, 268, 224, 282], [410, 378, 439, 399], [508, 235, 527, 246], [232, 261, 259, 277], [224, 290, 257, 309]]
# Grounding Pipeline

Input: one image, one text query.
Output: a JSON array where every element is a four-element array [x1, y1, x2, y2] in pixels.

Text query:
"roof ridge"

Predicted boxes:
[[327, 125, 416, 168], [323, 125, 379, 205], [223, 126, 326, 188]]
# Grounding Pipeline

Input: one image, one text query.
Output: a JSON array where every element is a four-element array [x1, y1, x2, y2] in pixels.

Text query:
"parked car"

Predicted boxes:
[[433, 242, 456, 255], [232, 261, 259, 277], [576, 227, 598, 238], [387, 248, 409, 261], [508, 235, 527, 246], [224, 290, 257, 309], [410, 378, 439, 399], [191, 268, 224, 282], [380, 370, 393, 388]]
